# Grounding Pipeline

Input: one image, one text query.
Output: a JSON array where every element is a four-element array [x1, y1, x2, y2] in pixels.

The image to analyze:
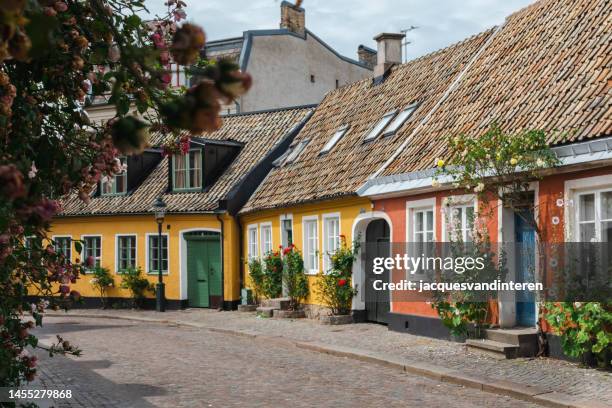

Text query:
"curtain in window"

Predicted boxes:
[[174, 154, 187, 189]]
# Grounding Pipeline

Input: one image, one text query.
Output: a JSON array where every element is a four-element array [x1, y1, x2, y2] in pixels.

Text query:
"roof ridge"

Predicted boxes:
[[220, 104, 316, 118]]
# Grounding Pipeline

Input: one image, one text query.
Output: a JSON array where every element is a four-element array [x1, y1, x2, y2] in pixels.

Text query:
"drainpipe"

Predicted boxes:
[[237, 216, 244, 291], [216, 213, 225, 311]]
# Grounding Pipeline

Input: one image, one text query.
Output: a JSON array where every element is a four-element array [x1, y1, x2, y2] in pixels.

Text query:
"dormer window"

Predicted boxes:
[[320, 126, 348, 154], [101, 156, 127, 196], [284, 139, 310, 165], [173, 149, 202, 191], [383, 103, 418, 136], [364, 111, 396, 142]]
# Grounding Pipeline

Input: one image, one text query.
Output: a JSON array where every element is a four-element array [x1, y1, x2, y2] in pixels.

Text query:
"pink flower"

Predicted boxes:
[[53, 1, 68, 12], [59, 285, 70, 294], [85, 255, 95, 268]]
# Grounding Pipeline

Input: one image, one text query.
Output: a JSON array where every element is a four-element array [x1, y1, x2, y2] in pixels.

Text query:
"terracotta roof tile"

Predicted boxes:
[[382, 0, 611, 176], [58, 106, 313, 216], [240, 29, 496, 213]]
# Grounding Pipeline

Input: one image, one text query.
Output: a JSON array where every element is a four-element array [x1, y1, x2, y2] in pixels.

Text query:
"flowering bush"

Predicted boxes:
[[90, 266, 114, 309], [316, 236, 359, 315], [282, 245, 309, 311], [247, 250, 283, 302], [120, 267, 154, 309], [545, 302, 612, 368], [0, 0, 250, 387]]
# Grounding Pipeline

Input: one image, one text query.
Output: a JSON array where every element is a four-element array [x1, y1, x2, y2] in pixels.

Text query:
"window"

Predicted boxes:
[[101, 156, 127, 195], [414, 208, 435, 243], [408, 201, 435, 276], [83, 236, 101, 270], [383, 104, 417, 136], [446, 205, 474, 243], [260, 224, 272, 255], [303, 217, 319, 274], [320, 126, 348, 154], [173, 150, 202, 191], [284, 139, 309, 165], [148, 235, 168, 274], [281, 216, 293, 247], [323, 215, 340, 273], [116, 235, 136, 272], [364, 111, 396, 142], [577, 189, 612, 242], [310, 74, 315, 83], [54, 237, 72, 260], [247, 226, 258, 260], [335, 79, 339, 88]]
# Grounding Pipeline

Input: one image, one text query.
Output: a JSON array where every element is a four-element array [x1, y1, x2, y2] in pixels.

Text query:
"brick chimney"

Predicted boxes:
[[357, 45, 377, 69], [373, 33, 405, 77], [280, 1, 305, 36]]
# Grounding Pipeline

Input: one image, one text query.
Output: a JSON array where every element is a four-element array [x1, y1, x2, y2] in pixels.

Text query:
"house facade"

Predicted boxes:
[[240, 0, 611, 343], [51, 106, 313, 309], [204, 1, 374, 114]]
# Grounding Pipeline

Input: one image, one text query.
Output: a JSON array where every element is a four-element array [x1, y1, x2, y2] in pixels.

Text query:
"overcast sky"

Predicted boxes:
[[146, 0, 535, 61]]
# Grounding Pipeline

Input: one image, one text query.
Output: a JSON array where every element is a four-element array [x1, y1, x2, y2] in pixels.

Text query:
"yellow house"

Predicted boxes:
[[239, 30, 497, 321], [51, 106, 313, 309]]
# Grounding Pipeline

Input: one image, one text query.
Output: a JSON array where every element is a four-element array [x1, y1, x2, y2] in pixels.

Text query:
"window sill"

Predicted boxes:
[[146, 271, 169, 276]]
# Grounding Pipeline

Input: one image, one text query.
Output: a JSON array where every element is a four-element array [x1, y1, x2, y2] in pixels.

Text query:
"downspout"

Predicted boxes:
[[237, 216, 244, 291], [216, 213, 225, 310]]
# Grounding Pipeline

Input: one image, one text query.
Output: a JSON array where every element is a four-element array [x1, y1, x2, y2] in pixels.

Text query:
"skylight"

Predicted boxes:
[[284, 139, 310, 165], [383, 104, 418, 136], [364, 111, 396, 142], [320, 125, 349, 154]]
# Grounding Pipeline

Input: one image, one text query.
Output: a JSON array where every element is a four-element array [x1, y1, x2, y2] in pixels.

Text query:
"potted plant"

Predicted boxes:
[[275, 245, 308, 318], [120, 267, 154, 309]]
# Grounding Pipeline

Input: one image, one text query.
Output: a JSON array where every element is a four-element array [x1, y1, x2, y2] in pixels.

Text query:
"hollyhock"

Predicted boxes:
[[338, 279, 347, 287]]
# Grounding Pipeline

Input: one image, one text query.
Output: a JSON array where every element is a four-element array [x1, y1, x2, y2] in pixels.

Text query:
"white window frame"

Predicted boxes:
[[406, 198, 437, 278], [280, 214, 294, 248], [383, 103, 418, 136], [172, 149, 202, 191], [101, 156, 127, 196], [52, 235, 72, 261], [247, 224, 259, 260], [441, 195, 477, 242], [302, 215, 320, 274], [145, 232, 170, 275], [320, 126, 349, 154], [574, 188, 612, 243], [81, 235, 102, 273], [259, 222, 273, 256], [364, 111, 396, 142], [322, 213, 341, 273], [115, 234, 137, 273], [565, 175, 612, 242]]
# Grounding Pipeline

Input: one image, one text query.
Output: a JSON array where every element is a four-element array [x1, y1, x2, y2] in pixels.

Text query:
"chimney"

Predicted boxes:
[[280, 1, 305, 37], [373, 33, 405, 77], [357, 45, 377, 70]]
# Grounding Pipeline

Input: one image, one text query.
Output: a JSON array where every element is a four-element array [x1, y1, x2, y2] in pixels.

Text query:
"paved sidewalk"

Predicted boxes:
[[46, 308, 611, 407]]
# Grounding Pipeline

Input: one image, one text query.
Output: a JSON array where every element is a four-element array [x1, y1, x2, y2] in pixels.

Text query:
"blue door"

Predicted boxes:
[[515, 212, 536, 326]]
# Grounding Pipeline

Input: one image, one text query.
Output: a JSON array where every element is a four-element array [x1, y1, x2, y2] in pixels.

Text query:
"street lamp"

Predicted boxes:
[[153, 197, 167, 312]]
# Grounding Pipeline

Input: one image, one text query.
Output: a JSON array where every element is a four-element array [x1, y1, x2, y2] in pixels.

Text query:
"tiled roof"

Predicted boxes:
[[242, 0, 611, 213], [240, 29, 496, 213], [58, 106, 313, 216], [380, 0, 611, 176]]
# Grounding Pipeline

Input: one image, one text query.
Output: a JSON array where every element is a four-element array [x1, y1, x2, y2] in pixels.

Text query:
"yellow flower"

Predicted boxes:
[[510, 157, 518, 166], [436, 158, 445, 168]]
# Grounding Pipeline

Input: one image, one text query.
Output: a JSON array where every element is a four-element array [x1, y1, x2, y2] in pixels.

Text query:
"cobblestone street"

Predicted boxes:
[[31, 316, 546, 408]]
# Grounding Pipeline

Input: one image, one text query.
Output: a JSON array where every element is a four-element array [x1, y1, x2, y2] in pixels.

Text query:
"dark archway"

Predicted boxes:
[[364, 219, 391, 324]]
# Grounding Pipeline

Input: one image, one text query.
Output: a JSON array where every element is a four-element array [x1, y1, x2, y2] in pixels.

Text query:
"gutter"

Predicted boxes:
[[358, 135, 612, 199]]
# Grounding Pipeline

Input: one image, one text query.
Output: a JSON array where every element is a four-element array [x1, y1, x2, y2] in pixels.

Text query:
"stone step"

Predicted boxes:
[[261, 297, 291, 310], [255, 307, 275, 317], [237, 304, 258, 312], [466, 339, 520, 359], [484, 328, 538, 357]]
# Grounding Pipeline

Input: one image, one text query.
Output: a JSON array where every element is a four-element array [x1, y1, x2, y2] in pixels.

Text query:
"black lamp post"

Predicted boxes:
[[153, 197, 167, 312]]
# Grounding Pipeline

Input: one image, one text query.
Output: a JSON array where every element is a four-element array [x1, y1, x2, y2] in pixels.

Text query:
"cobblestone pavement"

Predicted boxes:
[[31, 316, 543, 408], [46, 308, 612, 405]]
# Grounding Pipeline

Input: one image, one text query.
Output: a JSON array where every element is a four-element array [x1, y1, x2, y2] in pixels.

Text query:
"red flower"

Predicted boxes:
[[283, 247, 291, 255], [338, 279, 347, 287], [278, 245, 283, 249]]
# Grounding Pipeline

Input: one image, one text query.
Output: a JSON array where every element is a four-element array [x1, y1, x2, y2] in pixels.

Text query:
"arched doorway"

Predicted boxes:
[[351, 212, 392, 324]]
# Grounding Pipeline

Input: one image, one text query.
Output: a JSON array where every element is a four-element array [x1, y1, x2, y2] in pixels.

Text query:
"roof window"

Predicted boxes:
[[320, 125, 349, 154], [383, 103, 418, 136], [364, 111, 396, 142]]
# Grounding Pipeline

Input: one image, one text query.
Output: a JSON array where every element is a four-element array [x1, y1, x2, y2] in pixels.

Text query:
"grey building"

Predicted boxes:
[[205, 1, 374, 113]]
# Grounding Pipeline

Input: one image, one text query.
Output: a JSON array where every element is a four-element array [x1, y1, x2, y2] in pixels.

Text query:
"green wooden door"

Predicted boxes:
[[186, 233, 222, 308], [187, 240, 209, 308]]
